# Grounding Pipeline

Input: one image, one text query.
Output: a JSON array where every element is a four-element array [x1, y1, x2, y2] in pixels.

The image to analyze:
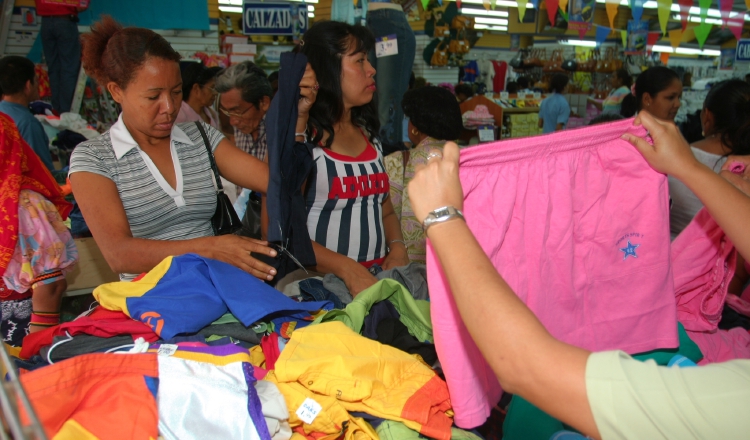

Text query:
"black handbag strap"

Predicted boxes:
[[195, 121, 224, 191]]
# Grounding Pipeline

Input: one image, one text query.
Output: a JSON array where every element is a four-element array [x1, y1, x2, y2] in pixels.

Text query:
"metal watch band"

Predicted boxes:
[[422, 206, 464, 231]]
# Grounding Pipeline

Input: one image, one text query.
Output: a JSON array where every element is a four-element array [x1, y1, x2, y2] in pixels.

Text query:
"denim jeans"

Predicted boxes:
[[40, 16, 81, 113], [366, 9, 416, 156]]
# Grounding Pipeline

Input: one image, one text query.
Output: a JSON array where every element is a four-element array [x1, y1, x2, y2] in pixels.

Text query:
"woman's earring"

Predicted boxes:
[[411, 129, 419, 136]]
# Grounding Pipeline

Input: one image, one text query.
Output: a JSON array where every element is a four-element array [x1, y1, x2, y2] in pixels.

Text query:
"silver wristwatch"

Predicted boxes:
[[422, 206, 464, 231]]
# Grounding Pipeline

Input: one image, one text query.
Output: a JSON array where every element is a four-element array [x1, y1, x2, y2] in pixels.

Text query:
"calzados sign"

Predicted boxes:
[[736, 39, 750, 63], [243, 1, 308, 36]]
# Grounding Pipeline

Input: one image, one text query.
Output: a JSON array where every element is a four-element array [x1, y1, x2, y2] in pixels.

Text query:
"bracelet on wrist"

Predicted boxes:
[[422, 206, 464, 232], [387, 239, 407, 253], [295, 131, 308, 142]]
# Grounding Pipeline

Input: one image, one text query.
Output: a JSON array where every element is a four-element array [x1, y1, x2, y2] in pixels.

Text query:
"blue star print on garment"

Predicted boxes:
[[620, 241, 640, 260]]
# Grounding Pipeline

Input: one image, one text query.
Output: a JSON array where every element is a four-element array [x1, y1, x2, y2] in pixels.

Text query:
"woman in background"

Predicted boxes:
[[588, 68, 632, 115], [621, 66, 681, 121], [175, 62, 221, 128], [384, 86, 462, 264]]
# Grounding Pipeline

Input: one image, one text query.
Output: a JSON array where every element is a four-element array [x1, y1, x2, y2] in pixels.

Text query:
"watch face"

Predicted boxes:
[[434, 207, 451, 217]]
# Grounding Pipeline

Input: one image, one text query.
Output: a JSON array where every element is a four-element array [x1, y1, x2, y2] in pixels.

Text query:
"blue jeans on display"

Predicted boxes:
[[40, 16, 81, 113], [366, 9, 416, 155]]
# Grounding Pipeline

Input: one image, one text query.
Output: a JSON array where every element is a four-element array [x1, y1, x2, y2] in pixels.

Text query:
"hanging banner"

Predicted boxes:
[[718, 0, 733, 27], [559, 0, 569, 14], [626, 19, 649, 54], [656, 0, 672, 35], [546, 0, 560, 24], [595, 24, 610, 46], [694, 21, 712, 48], [630, 0, 645, 23], [668, 28, 683, 48], [646, 31, 661, 50], [660, 52, 670, 64], [516, 0, 526, 20], [736, 38, 750, 62], [728, 15, 744, 41], [569, 0, 596, 39], [605, 0, 619, 29], [698, 0, 711, 21], [243, 2, 308, 36], [677, 0, 692, 31], [720, 48, 735, 69], [621, 29, 628, 47]]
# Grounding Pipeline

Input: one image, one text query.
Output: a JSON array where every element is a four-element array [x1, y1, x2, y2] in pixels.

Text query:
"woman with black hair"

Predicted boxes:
[[383, 86, 462, 264], [175, 63, 221, 128], [295, 21, 409, 295], [588, 68, 632, 115], [669, 79, 750, 238], [620, 66, 682, 120]]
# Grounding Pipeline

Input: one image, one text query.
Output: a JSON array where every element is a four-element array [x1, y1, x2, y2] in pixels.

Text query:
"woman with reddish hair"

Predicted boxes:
[[0, 112, 77, 335], [69, 16, 317, 282]]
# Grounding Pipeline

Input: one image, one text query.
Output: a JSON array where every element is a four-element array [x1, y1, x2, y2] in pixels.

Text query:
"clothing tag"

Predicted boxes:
[[157, 344, 178, 356], [533, 92, 542, 100], [517, 92, 527, 99], [296, 398, 323, 424], [375, 34, 398, 58], [500, 92, 509, 100], [478, 126, 495, 142]]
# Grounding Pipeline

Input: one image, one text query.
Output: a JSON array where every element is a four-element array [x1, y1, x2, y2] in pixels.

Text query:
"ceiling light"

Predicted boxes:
[[595, 0, 750, 21], [219, 6, 242, 13], [474, 17, 510, 25], [456, 0, 534, 8], [671, 14, 723, 25], [474, 24, 509, 31], [308, 5, 315, 11], [459, 7, 510, 17], [559, 39, 598, 47], [651, 44, 720, 56]]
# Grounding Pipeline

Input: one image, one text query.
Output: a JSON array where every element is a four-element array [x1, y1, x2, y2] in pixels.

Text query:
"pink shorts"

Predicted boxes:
[[427, 119, 678, 428]]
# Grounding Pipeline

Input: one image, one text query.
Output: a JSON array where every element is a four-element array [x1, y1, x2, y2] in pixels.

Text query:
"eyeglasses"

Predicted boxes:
[[219, 105, 253, 118]]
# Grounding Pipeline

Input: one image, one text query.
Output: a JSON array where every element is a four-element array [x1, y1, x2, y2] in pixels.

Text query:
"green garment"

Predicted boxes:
[[313, 279, 433, 343], [502, 323, 703, 440], [377, 420, 483, 440]]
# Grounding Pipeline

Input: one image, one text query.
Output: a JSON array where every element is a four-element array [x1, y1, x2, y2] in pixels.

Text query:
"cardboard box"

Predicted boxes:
[[220, 35, 248, 46], [65, 238, 119, 293], [225, 43, 257, 55]]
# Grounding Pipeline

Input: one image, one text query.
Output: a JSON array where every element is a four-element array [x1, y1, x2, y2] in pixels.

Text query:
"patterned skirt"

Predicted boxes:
[[2, 190, 78, 292]]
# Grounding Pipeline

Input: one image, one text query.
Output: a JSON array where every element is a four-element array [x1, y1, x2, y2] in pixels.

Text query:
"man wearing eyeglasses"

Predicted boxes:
[[215, 61, 272, 169]]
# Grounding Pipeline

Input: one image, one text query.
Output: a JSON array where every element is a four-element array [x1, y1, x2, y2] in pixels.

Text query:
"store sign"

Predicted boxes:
[[243, 1, 308, 36], [736, 39, 750, 63]]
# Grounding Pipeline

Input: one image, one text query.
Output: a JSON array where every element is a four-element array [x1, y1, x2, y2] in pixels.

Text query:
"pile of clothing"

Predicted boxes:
[[461, 105, 495, 129]]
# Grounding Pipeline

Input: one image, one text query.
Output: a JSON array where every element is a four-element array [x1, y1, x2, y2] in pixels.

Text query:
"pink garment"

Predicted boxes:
[[726, 294, 750, 317], [427, 118, 678, 428], [175, 101, 220, 129], [671, 207, 750, 363]]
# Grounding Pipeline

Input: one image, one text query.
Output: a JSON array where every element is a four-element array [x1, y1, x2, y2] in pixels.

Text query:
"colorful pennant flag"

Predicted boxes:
[[718, 0, 733, 27], [421, 0, 430, 11], [621, 29, 628, 47], [595, 25, 611, 46], [746, 0, 750, 10], [559, 0, 569, 14], [605, 0, 619, 29], [647, 31, 661, 49], [630, 0, 645, 23], [694, 21, 712, 48], [668, 29, 683, 48], [727, 15, 744, 40], [698, 0, 712, 21], [660, 52, 671, 64], [517, 0, 527, 20], [677, 0, 693, 31], [657, 0, 672, 35], [546, 0, 560, 24]]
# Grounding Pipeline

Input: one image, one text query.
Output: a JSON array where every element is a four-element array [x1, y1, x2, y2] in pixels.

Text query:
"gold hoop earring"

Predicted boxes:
[[411, 129, 419, 136]]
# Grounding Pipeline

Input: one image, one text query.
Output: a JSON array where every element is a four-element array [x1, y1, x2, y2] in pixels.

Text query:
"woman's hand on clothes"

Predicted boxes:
[[622, 110, 700, 182], [204, 235, 278, 281], [382, 245, 410, 270], [341, 262, 378, 297], [720, 155, 750, 196], [408, 142, 464, 224], [298, 63, 318, 118]]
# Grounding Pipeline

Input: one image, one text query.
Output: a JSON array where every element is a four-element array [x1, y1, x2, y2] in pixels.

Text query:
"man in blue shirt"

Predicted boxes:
[[0, 56, 55, 171], [538, 74, 571, 134]]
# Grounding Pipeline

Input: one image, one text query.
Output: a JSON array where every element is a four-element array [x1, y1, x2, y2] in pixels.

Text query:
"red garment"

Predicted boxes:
[[261, 332, 281, 370], [20, 307, 159, 359], [0, 113, 71, 277], [19, 353, 159, 440], [0, 284, 31, 301], [34, 0, 78, 16], [491, 61, 507, 93]]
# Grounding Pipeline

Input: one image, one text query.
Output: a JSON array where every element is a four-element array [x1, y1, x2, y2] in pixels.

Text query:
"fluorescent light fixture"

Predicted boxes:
[[456, 0, 534, 8], [308, 5, 315, 11], [460, 7, 510, 17], [308, 12, 315, 17], [671, 14, 723, 25], [219, 6, 243, 13], [474, 17, 510, 25], [559, 39, 598, 47], [473, 24, 509, 31], [651, 44, 720, 56]]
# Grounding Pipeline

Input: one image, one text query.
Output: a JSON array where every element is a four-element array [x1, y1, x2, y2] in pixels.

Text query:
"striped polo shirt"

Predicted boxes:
[[69, 116, 224, 281], [305, 136, 389, 263]]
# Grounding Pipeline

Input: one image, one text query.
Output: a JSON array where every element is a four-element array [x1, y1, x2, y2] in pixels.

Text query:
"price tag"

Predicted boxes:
[[478, 126, 495, 142], [157, 344, 177, 356], [375, 34, 398, 58], [296, 398, 323, 424], [500, 92, 509, 100], [517, 92, 527, 100], [533, 92, 541, 100]]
